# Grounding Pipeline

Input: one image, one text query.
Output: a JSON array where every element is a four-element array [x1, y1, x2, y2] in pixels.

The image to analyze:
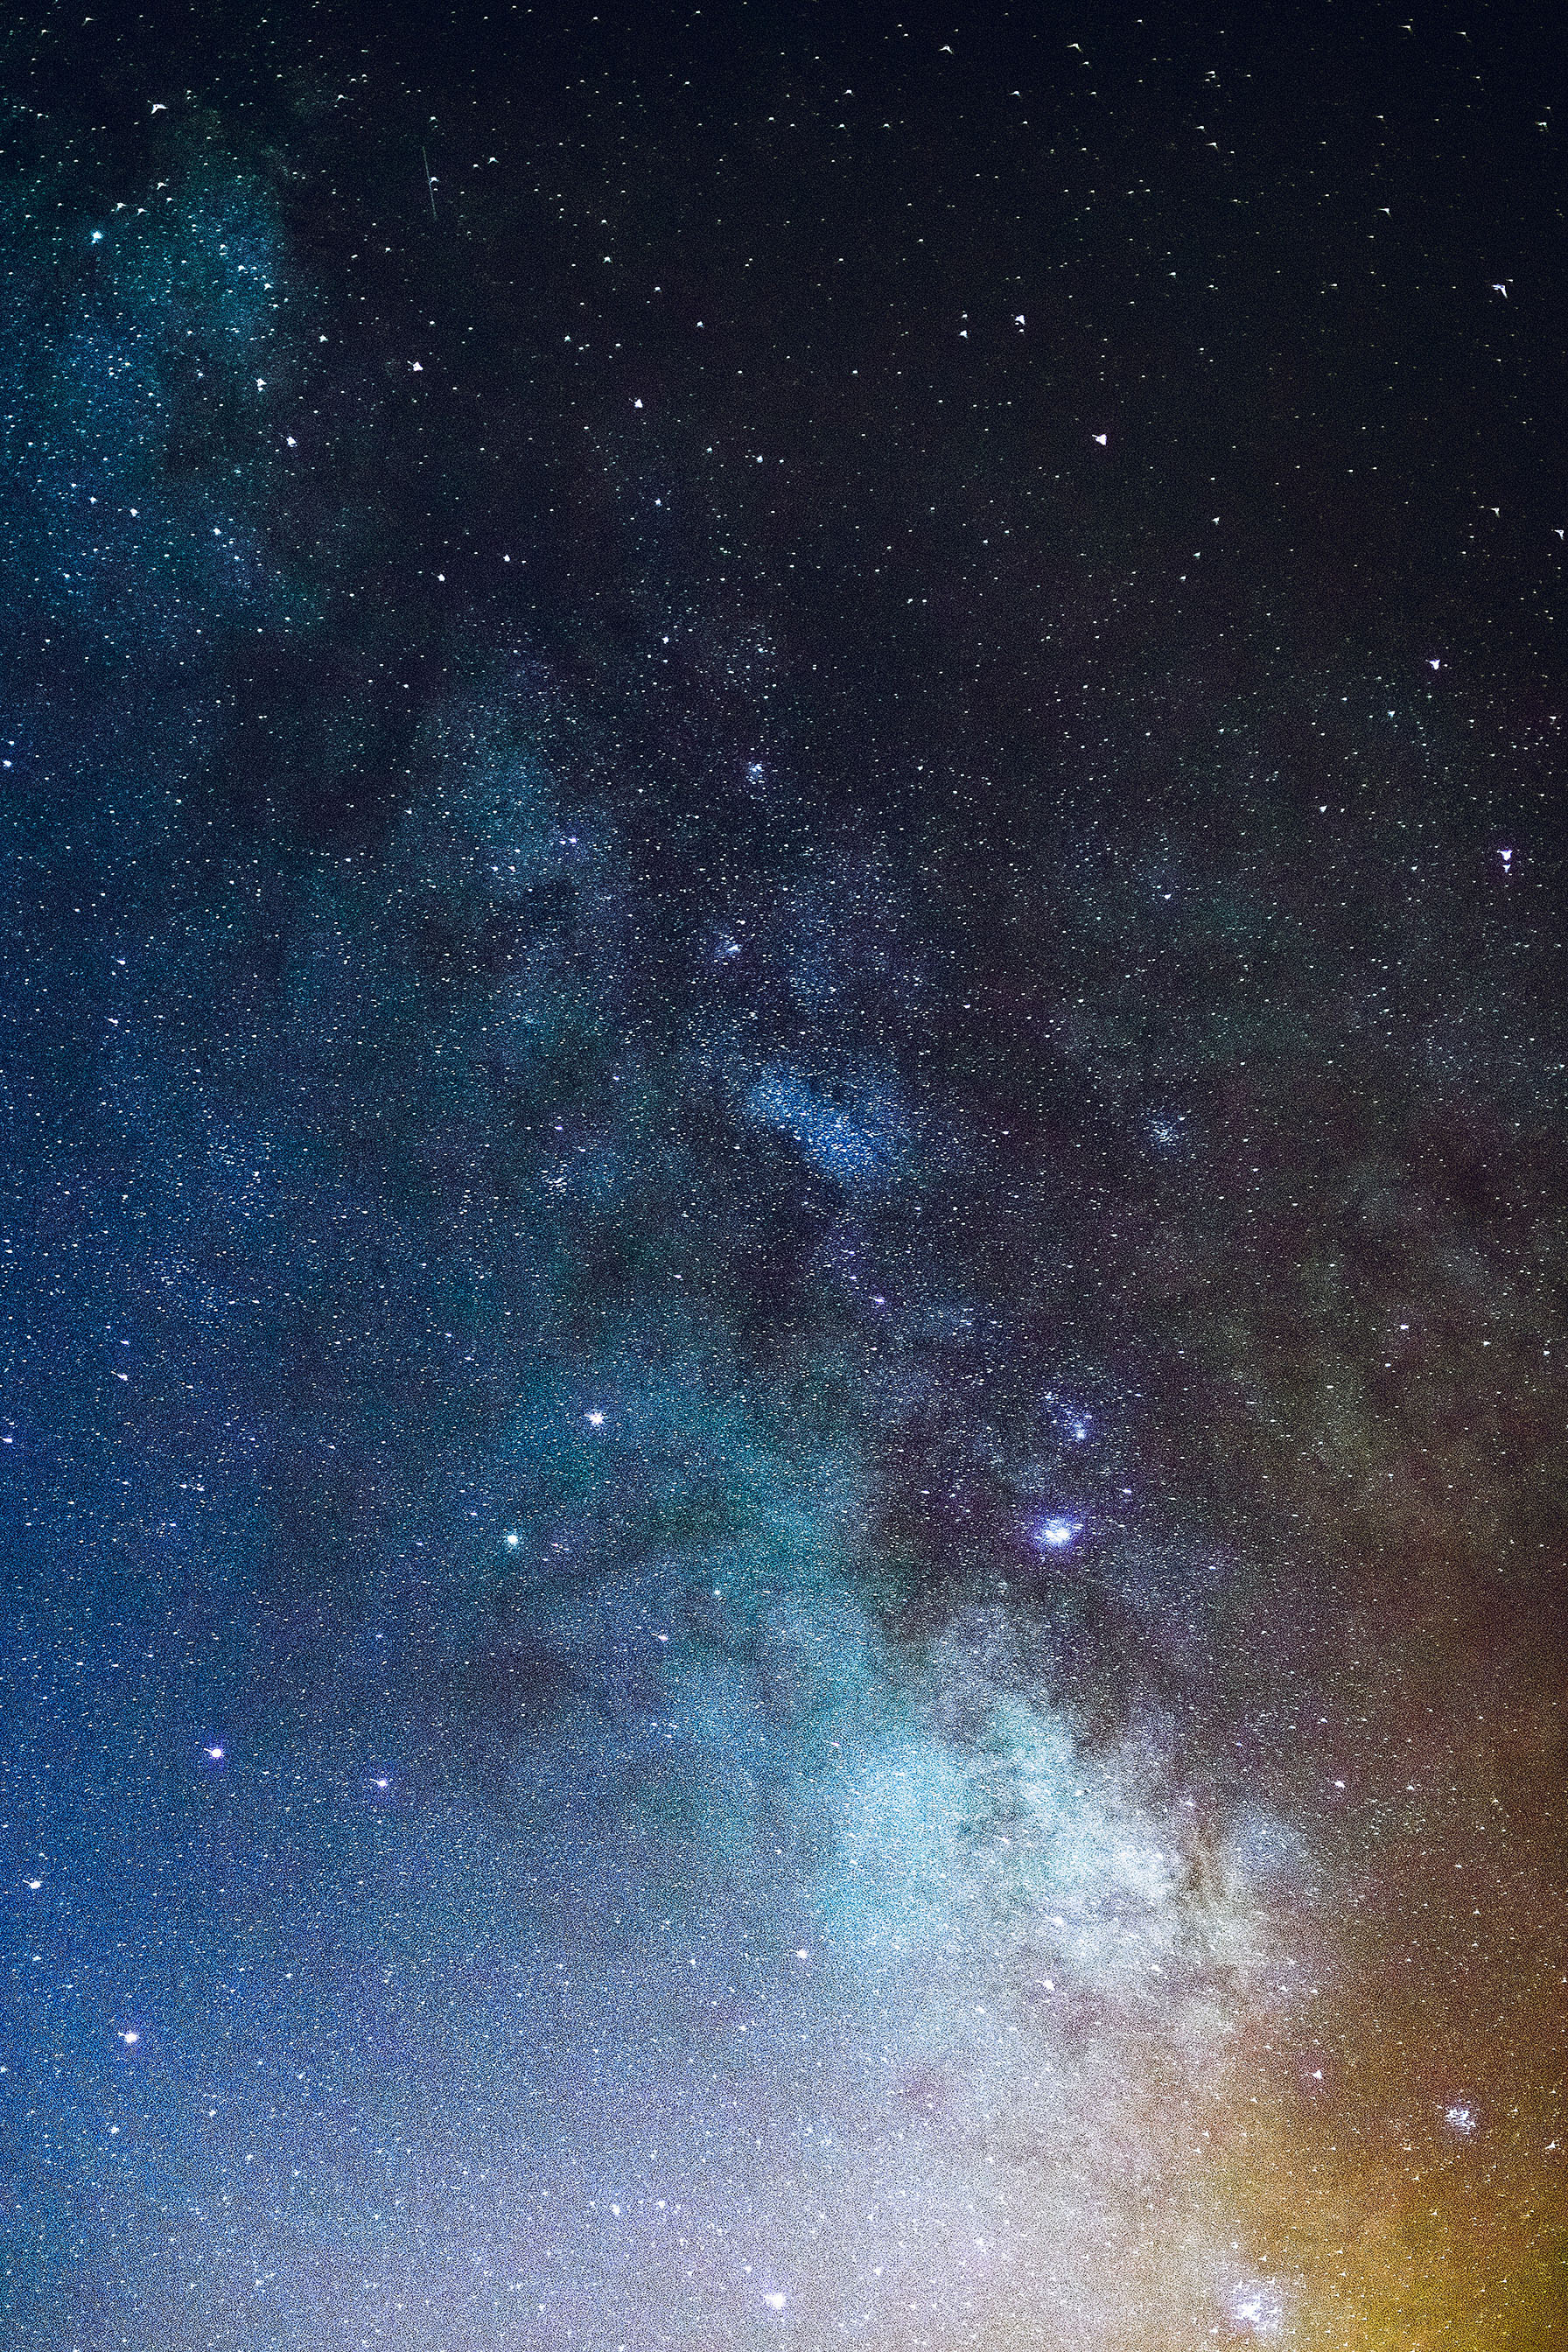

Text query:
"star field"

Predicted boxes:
[[2, 2, 1566, 2347]]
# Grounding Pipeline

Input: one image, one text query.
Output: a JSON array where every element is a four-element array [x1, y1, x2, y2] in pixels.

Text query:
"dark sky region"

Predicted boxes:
[[2, 0, 1566, 2345]]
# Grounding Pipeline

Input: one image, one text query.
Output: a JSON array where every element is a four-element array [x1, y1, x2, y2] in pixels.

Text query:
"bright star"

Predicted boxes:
[[584, 1409, 606, 1427], [1033, 1516, 1082, 1550]]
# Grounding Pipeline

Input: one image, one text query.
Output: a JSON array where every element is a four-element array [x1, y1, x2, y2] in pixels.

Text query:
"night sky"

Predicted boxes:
[[3, 0, 1567, 2344]]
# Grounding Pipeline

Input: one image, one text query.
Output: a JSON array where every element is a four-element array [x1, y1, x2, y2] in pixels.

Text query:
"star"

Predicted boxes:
[[5, 20, 1564, 2345], [1033, 1516, 1082, 1550]]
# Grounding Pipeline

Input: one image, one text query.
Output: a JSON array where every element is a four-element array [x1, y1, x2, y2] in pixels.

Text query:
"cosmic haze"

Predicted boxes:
[[2, 3, 1565, 2347]]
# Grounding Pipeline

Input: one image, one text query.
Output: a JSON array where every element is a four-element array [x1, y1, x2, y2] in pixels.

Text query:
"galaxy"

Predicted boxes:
[[2, 2, 1565, 2345]]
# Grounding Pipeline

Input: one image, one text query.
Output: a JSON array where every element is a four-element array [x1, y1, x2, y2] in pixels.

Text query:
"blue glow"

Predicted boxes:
[[744, 1062, 905, 1188], [1033, 1516, 1082, 1550]]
